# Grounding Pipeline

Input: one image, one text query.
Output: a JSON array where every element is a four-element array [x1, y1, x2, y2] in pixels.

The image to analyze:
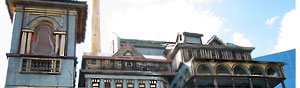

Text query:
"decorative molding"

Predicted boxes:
[[26, 14, 63, 28], [53, 31, 67, 35], [15, 7, 77, 15], [22, 28, 34, 32]]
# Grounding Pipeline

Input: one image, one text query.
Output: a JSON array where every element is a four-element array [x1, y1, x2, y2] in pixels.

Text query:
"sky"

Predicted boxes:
[[0, 0, 299, 87]]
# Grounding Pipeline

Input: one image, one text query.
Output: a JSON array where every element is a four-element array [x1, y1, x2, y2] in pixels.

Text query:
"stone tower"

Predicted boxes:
[[5, 0, 87, 87]]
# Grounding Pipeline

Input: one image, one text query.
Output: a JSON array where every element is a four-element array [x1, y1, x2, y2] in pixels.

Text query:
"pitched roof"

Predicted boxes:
[[120, 38, 175, 48], [113, 42, 145, 59], [207, 35, 225, 45]]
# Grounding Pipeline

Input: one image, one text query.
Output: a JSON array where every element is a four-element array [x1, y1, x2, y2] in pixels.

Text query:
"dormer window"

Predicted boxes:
[[179, 35, 182, 41], [113, 43, 145, 59]]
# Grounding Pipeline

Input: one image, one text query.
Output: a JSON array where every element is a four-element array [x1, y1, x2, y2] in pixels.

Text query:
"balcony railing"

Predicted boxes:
[[85, 59, 171, 72]]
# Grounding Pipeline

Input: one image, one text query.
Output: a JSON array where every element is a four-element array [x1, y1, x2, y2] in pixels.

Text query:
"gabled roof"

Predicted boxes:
[[120, 38, 175, 48], [207, 35, 225, 45], [113, 42, 145, 59]]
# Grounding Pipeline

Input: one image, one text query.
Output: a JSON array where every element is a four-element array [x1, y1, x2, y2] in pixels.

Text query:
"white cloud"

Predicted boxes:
[[105, 0, 225, 45], [274, 9, 299, 52], [187, 0, 223, 3], [232, 32, 252, 47], [222, 28, 231, 34], [266, 16, 279, 26]]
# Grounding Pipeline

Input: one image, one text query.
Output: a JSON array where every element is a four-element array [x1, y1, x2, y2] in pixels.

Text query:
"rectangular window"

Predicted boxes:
[[150, 80, 157, 88], [21, 58, 61, 74], [241, 52, 245, 60], [104, 79, 111, 88], [146, 63, 155, 71], [218, 51, 223, 59], [125, 62, 133, 70], [115, 79, 123, 88], [187, 49, 193, 59], [104, 60, 111, 69], [232, 51, 236, 60], [197, 49, 201, 58], [127, 80, 134, 88], [92, 78, 100, 88], [212, 50, 216, 59], [91, 59, 96, 64], [136, 62, 143, 71], [158, 63, 169, 71], [138, 80, 146, 88], [100, 60, 105, 69], [115, 61, 122, 70]]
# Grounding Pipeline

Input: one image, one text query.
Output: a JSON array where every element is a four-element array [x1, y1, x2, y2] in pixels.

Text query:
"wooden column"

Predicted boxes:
[[123, 79, 127, 88], [25, 32, 32, 54], [249, 78, 253, 88], [157, 80, 161, 88], [194, 78, 198, 88], [134, 80, 138, 88], [209, 50, 212, 58], [55, 34, 60, 55], [214, 77, 218, 88], [91, 0, 101, 53], [281, 79, 286, 88], [265, 79, 270, 88], [223, 51, 226, 59], [203, 49, 207, 58], [87, 78, 91, 88], [111, 79, 115, 88], [100, 79, 104, 88], [145, 80, 149, 88], [231, 78, 236, 88], [59, 35, 66, 56], [20, 32, 27, 54], [230, 51, 232, 59]]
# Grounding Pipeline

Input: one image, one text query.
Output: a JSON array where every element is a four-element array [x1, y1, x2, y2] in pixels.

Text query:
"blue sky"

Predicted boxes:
[[93, 0, 297, 57], [202, 0, 295, 57], [0, 0, 298, 87]]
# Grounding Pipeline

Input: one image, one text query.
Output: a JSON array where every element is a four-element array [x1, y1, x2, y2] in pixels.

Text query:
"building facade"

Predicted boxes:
[[5, 0, 87, 87], [253, 49, 295, 88], [78, 40, 176, 88], [4, 0, 287, 88], [79, 32, 286, 88], [168, 33, 286, 88]]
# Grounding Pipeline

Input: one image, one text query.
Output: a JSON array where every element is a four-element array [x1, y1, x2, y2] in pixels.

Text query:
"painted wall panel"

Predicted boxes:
[[5, 57, 75, 87]]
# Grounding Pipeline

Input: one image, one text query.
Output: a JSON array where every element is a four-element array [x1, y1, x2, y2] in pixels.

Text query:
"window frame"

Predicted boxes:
[[91, 78, 100, 88], [149, 80, 157, 88], [138, 80, 146, 88], [104, 79, 111, 88], [20, 57, 62, 74], [115, 79, 123, 88], [127, 80, 135, 88]]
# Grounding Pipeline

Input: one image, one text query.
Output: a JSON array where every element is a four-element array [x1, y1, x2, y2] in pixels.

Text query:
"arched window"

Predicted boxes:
[[197, 64, 214, 75], [216, 64, 231, 75], [233, 65, 249, 76], [266, 67, 280, 77], [123, 51, 133, 57], [31, 21, 56, 56], [250, 66, 264, 76]]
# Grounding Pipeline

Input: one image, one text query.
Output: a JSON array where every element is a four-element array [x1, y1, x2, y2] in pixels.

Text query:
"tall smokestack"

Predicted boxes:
[[91, 0, 100, 53]]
